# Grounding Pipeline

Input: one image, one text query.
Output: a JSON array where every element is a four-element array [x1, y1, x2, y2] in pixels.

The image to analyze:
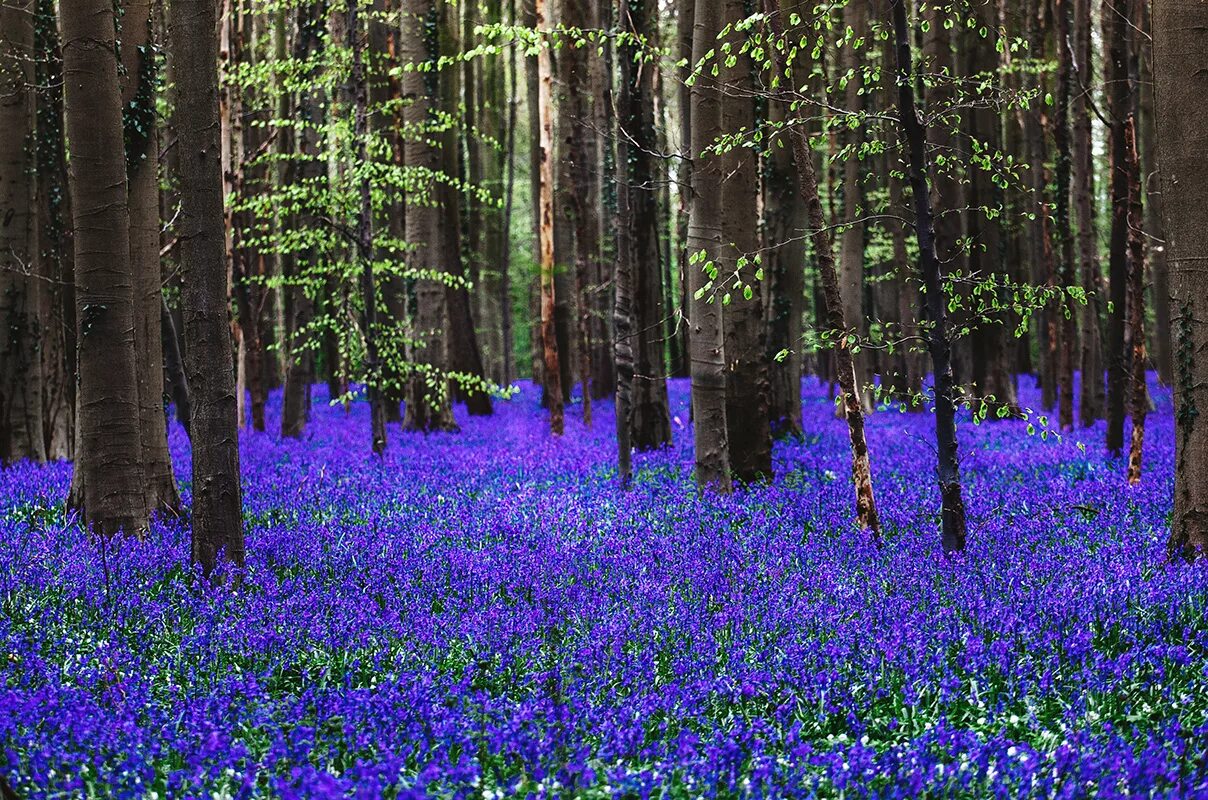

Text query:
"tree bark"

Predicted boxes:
[[686, 0, 731, 491], [1154, 0, 1208, 559], [1124, 116, 1146, 485], [348, 0, 388, 453], [1073, 0, 1104, 426], [122, 0, 180, 510], [168, 0, 246, 575], [1053, 0, 1076, 431], [618, 0, 672, 450], [891, 0, 967, 553], [764, 0, 880, 536], [61, 0, 149, 536], [1104, 0, 1131, 456], [401, 0, 458, 431], [536, 0, 563, 435], [0, 0, 46, 464]]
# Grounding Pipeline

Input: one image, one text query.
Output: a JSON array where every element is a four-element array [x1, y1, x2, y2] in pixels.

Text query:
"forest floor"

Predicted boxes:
[[1, 377, 1205, 798]]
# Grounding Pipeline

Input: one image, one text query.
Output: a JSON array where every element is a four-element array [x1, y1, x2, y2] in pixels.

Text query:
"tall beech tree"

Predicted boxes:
[[891, 0, 967, 553], [0, 0, 45, 465], [685, 0, 731, 491], [61, 0, 149, 535], [402, 0, 458, 432], [169, 0, 246, 573], [1073, 0, 1104, 426], [122, 0, 180, 511], [1153, 0, 1208, 559], [535, 0, 563, 435]]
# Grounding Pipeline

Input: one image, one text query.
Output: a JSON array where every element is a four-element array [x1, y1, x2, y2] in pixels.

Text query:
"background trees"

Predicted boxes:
[[0, 0, 1201, 562]]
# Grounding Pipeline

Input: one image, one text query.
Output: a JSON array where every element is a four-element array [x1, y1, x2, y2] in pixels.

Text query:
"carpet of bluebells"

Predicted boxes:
[[2, 376, 1206, 799]]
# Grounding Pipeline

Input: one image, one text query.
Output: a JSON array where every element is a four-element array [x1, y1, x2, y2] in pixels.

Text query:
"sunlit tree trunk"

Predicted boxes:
[[1073, 0, 1104, 426]]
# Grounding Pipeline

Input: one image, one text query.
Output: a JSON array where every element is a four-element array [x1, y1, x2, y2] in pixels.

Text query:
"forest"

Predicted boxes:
[[1, 0, 1206, 795]]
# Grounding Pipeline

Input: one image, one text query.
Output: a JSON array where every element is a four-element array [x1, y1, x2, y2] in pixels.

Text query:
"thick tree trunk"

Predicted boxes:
[[720, 0, 772, 485], [61, 0, 149, 536], [892, 0, 967, 553], [1073, 0, 1104, 426], [122, 0, 180, 510], [0, 0, 46, 464], [402, 0, 458, 431], [1104, 0, 1131, 456], [1154, 0, 1208, 559], [764, 0, 879, 536], [619, 0, 672, 451], [686, 0, 731, 491], [168, 0, 246, 575]]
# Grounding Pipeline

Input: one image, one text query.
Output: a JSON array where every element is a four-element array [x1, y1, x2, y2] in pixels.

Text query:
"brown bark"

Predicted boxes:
[[1053, 0, 1076, 431], [0, 0, 45, 464], [62, 0, 149, 536], [839, 0, 871, 413], [1124, 116, 1146, 485], [1154, 0, 1208, 559], [536, 0, 563, 435], [764, 0, 879, 536], [618, 0, 672, 451], [169, 0, 246, 575], [122, 0, 180, 510], [401, 0, 457, 431]]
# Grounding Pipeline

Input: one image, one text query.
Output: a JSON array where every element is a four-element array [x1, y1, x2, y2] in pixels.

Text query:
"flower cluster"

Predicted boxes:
[[1, 377, 1204, 798]]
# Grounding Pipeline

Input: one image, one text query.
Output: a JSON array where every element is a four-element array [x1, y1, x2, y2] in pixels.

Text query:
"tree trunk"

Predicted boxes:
[[619, 0, 672, 450], [1053, 0, 1076, 431], [764, 0, 880, 536], [686, 0, 731, 491], [1136, 3, 1168, 387], [1154, 0, 1208, 559], [1104, 0, 1131, 456], [348, 0, 388, 453], [282, 4, 323, 439], [168, 0, 246, 575], [839, 0, 872, 413], [892, 0, 967, 553], [402, 0, 457, 431], [1124, 116, 1146, 485], [536, 0, 563, 435], [122, 0, 180, 510], [61, 0, 149, 536], [1073, 0, 1104, 426], [0, 0, 46, 464]]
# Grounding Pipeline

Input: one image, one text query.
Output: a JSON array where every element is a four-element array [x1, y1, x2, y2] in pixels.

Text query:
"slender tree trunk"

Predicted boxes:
[[1124, 116, 1146, 484], [347, 0, 388, 453], [1154, 0, 1208, 559], [0, 0, 46, 464], [1104, 0, 1131, 456], [674, 0, 694, 381], [892, 0, 966, 553], [839, 0, 871, 413], [619, 0, 672, 450], [161, 297, 191, 437], [1136, 3, 1168, 387], [1073, 0, 1104, 426], [536, 0, 563, 434], [282, 4, 323, 438], [1053, 0, 1076, 431], [61, 0, 149, 535], [402, 0, 457, 431], [169, 0, 246, 575], [499, 0, 518, 387], [122, 0, 180, 510], [34, 0, 74, 460], [764, 0, 879, 536]]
